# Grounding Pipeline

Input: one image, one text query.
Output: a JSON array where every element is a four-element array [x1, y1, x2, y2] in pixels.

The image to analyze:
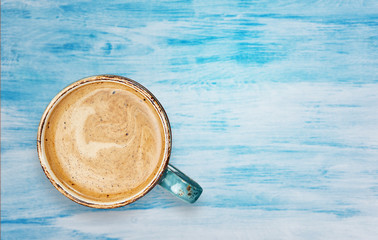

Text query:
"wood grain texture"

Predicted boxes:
[[1, 0, 378, 239]]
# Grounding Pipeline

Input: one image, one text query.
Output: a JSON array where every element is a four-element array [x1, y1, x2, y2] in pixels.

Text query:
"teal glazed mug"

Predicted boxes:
[[37, 75, 202, 208]]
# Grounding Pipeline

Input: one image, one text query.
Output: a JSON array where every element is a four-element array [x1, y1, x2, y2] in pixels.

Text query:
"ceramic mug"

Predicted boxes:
[[37, 75, 202, 208]]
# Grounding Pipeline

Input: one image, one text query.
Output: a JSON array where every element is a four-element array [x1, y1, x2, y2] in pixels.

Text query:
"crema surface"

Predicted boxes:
[[44, 81, 165, 202]]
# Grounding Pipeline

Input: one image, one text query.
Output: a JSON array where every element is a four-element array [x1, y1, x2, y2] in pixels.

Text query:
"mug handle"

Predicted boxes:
[[158, 164, 203, 203]]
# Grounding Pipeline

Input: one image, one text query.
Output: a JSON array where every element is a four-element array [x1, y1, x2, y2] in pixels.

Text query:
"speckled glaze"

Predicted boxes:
[[159, 165, 203, 203], [37, 75, 202, 208]]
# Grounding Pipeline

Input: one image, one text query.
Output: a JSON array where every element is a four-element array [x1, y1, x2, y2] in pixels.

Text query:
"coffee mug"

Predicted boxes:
[[37, 75, 202, 208]]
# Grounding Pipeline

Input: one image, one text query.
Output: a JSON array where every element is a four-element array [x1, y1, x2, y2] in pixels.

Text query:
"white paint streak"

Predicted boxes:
[[55, 207, 378, 240]]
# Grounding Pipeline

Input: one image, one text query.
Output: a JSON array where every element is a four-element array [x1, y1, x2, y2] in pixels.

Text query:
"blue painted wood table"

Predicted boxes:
[[1, 1, 378, 239]]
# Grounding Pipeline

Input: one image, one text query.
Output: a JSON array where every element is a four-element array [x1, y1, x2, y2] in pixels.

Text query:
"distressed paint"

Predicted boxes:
[[1, 0, 378, 239]]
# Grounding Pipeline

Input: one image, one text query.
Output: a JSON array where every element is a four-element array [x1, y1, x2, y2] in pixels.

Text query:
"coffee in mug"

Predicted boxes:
[[37, 75, 202, 208]]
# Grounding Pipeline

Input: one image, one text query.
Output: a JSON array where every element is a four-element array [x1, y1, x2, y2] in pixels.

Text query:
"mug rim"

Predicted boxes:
[[37, 75, 172, 208]]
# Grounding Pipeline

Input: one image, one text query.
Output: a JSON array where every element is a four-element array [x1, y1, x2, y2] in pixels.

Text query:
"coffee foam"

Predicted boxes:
[[43, 81, 166, 203]]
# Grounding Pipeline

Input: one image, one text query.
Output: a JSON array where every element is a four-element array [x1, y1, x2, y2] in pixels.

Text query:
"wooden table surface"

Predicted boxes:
[[2, 1, 378, 239]]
